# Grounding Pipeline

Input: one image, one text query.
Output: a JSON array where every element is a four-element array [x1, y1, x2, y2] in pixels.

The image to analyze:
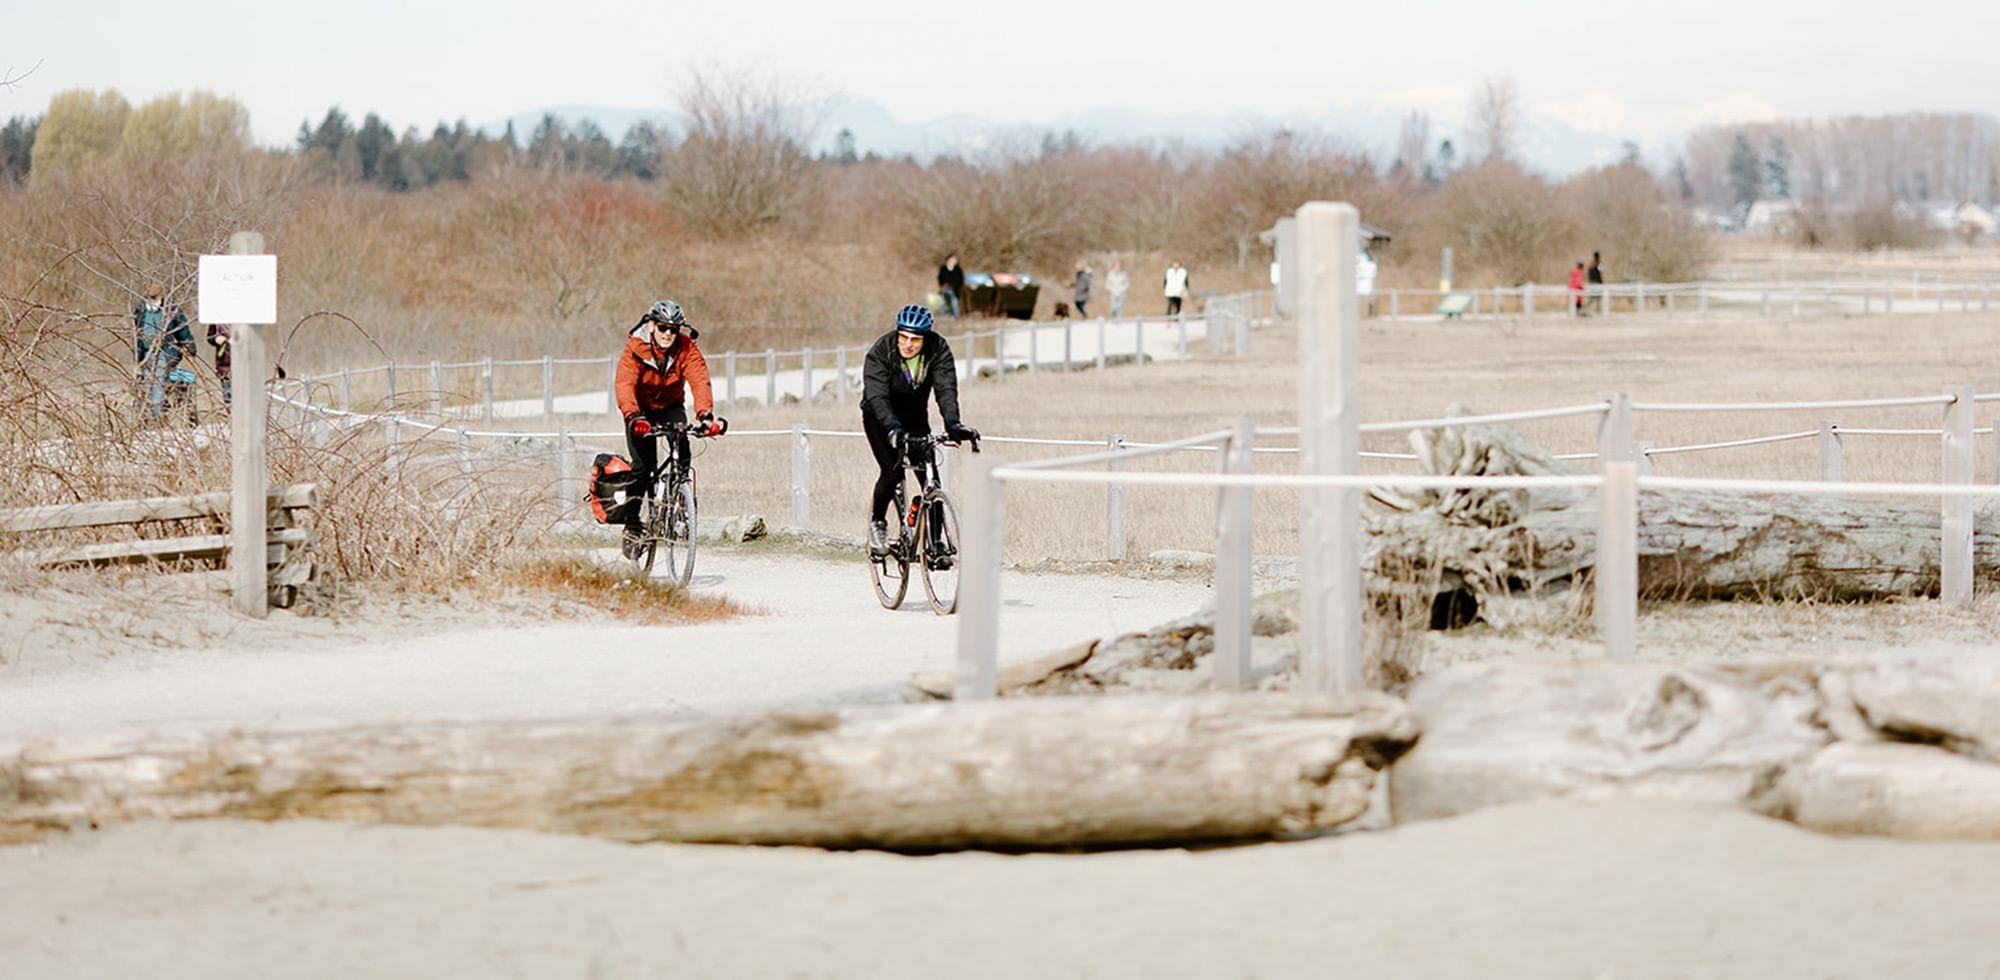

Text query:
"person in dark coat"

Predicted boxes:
[[936, 253, 965, 319], [860, 304, 978, 555], [133, 281, 194, 422]]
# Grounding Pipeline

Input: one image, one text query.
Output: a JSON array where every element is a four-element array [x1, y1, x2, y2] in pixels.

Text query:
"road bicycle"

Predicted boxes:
[[629, 420, 719, 587], [870, 431, 979, 614]]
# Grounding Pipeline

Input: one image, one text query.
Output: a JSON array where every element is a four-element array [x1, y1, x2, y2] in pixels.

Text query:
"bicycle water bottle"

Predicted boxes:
[[906, 498, 921, 528]]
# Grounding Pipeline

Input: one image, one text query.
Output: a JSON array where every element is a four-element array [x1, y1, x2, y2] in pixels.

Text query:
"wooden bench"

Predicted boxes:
[[1, 483, 318, 608]]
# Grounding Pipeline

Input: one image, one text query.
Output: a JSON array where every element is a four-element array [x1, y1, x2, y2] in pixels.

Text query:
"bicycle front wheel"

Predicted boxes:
[[630, 494, 661, 581], [664, 478, 697, 589], [869, 523, 910, 610], [918, 488, 962, 615]]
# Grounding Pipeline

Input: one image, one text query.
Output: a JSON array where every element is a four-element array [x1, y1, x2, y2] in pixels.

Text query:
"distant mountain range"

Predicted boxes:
[[486, 95, 1650, 176]]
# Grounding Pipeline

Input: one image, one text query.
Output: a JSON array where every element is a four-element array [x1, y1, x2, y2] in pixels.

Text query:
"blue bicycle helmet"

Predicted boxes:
[[895, 304, 934, 335]]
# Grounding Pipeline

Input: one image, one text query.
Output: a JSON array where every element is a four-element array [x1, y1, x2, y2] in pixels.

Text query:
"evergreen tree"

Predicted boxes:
[[0, 115, 37, 183], [616, 121, 665, 179], [833, 127, 858, 165], [1670, 157, 1695, 202], [1765, 137, 1792, 200], [1727, 133, 1763, 206]]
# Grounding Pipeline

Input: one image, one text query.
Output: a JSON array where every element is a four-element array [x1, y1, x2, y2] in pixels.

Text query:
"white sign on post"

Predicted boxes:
[[197, 254, 278, 325]]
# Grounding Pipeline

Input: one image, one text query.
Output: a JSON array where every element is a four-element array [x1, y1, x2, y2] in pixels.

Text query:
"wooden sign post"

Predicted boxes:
[[201, 232, 278, 617]]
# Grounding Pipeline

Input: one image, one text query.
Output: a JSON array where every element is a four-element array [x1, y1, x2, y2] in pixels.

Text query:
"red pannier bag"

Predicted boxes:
[[587, 453, 646, 524]]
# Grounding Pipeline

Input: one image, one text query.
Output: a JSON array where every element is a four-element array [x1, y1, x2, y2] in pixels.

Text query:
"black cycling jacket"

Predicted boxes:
[[861, 329, 961, 433]]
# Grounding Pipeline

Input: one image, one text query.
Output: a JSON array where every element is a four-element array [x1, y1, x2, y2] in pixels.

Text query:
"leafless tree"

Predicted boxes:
[[662, 68, 819, 237], [1467, 77, 1520, 164], [1395, 111, 1431, 182], [1, 60, 39, 91]]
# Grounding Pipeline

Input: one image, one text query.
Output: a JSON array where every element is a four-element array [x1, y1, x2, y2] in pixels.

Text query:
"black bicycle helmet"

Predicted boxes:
[[895, 303, 934, 335]]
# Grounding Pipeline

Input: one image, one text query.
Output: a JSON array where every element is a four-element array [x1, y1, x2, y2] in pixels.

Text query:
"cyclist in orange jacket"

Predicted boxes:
[[616, 299, 726, 557]]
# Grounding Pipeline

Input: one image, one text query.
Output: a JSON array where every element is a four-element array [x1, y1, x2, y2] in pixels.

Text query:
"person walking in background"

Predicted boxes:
[[1071, 261, 1093, 319], [1356, 249, 1379, 316], [1568, 262, 1587, 316], [208, 323, 233, 406], [1586, 251, 1604, 314], [133, 281, 194, 422], [936, 253, 964, 320], [1163, 260, 1189, 318], [1105, 259, 1130, 318]]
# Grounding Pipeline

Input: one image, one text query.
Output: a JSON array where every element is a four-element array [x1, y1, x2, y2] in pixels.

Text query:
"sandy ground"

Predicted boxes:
[[3, 799, 1998, 979], [0, 545, 1214, 740]]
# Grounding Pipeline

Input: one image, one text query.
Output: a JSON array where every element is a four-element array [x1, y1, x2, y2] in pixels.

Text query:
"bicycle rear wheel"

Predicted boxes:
[[663, 478, 697, 588], [919, 488, 962, 615], [869, 523, 909, 610]]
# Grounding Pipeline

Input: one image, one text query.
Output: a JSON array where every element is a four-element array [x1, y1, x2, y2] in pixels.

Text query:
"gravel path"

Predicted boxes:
[[4, 799, 1998, 979], [0, 547, 1211, 740]]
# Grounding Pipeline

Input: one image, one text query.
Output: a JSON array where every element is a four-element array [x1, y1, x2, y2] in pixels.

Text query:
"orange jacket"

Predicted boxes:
[[615, 331, 713, 418]]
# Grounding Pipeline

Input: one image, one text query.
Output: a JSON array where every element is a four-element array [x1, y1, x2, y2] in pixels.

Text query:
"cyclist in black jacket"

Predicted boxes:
[[862, 304, 978, 555]]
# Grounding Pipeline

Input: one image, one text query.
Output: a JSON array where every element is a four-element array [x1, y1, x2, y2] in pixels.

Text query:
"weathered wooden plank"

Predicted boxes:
[[0, 484, 318, 534], [0, 694, 1416, 849], [22, 528, 310, 569]]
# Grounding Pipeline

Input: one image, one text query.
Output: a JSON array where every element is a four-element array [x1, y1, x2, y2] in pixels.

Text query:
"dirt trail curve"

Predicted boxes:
[[0, 547, 1212, 742]]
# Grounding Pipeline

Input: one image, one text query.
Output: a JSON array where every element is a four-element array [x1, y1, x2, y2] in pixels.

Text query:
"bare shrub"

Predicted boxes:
[[1562, 163, 1712, 281], [892, 147, 1099, 271], [662, 69, 817, 238], [1844, 201, 1938, 251], [1427, 160, 1573, 284]]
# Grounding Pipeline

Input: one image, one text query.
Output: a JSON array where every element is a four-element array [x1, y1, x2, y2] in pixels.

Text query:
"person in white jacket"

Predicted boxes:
[[1105, 259, 1130, 318], [1163, 260, 1190, 318]]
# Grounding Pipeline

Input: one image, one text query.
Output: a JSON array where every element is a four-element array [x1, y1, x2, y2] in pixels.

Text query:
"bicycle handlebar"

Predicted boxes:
[[637, 420, 724, 438]]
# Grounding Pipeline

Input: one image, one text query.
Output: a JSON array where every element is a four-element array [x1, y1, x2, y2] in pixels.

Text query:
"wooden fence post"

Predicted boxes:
[[1942, 385, 1975, 605], [835, 345, 849, 400], [431, 360, 446, 416], [605, 356, 618, 415], [791, 424, 811, 529], [338, 368, 352, 413], [481, 357, 495, 421], [1818, 421, 1843, 482], [1213, 418, 1255, 690], [1597, 462, 1639, 661], [1095, 321, 1107, 372], [802, 347, 815, 404], [384, 362, 397, 410], [1105, 433, 1128, 561], [542, 356, 555, 417], [955, 455, 1003, 701], [765, 349, 777, 407], [1295, 202, 1362, 695], [225, 231, 270, 618], [725, 351, 737, 407], [558, 425, 576, 522], [1597, 392, 1633, 469]]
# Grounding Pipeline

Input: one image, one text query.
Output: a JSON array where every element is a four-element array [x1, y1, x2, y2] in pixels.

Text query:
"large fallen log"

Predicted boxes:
[[1369, 417, 2000, 604], [1388, 660, 1830, 824], [0, 694, 1416, 849], [1389, 651, 2000, 841]]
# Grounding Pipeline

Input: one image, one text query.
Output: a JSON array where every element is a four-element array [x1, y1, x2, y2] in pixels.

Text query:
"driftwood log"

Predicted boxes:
[[1390, 651, 2000, 841], [1369, 418, 2000, 604], [0, 694, 1416, 849]]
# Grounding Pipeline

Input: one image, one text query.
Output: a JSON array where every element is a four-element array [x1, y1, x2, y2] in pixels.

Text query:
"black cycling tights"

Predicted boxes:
[[863, 414, 928, 526]]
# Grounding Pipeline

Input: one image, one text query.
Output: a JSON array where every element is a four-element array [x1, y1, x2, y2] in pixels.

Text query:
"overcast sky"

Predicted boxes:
[[8, 0, 1996, 147]]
